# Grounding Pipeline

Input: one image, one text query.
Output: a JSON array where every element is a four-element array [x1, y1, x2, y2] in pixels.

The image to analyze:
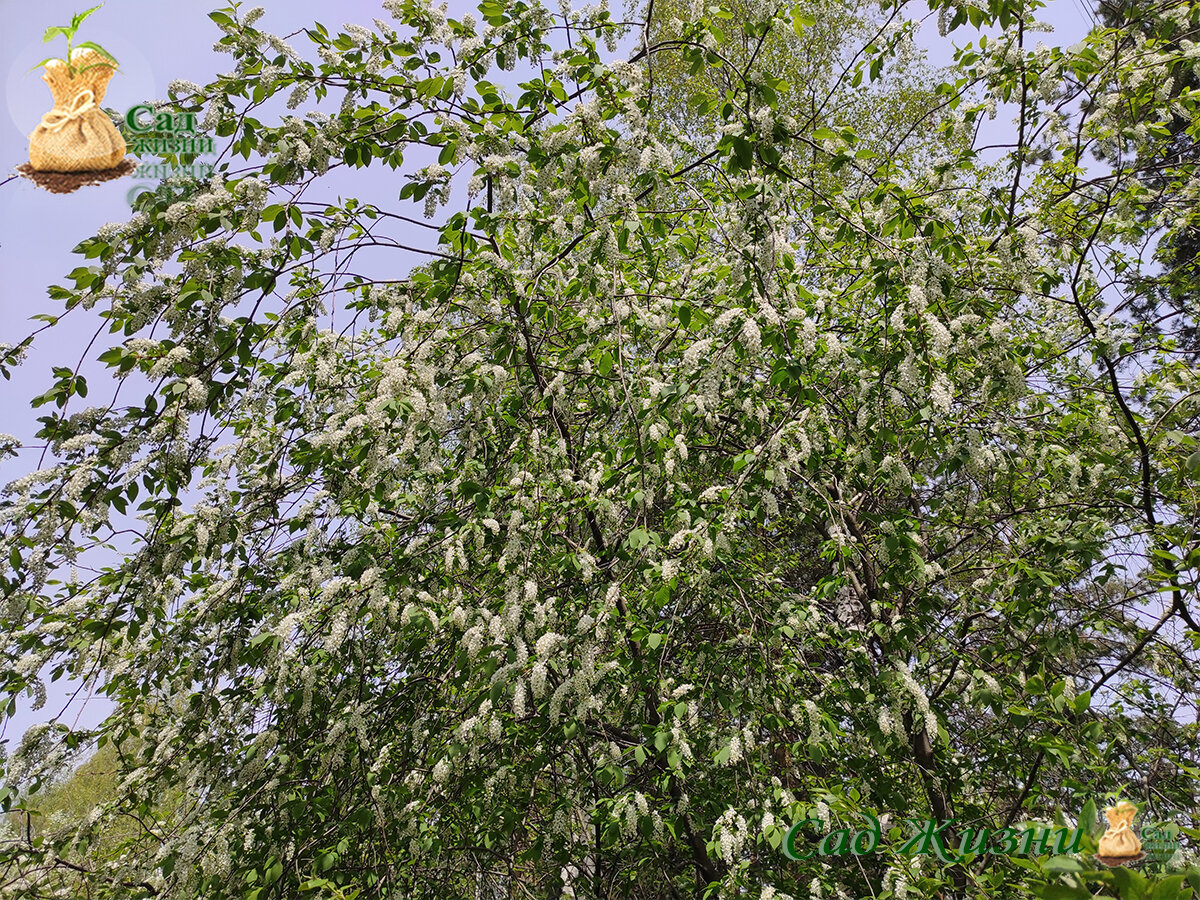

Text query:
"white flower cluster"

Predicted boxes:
[[877, 704, 902, 738], [894, 664, 938, 740], [714, 807, 750, 863], [167, 79, 203, 97], [882, 862, 910, 900], [930, 373, 953, 414]]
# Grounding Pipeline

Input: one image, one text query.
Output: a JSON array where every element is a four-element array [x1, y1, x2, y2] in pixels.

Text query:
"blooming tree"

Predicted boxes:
[[2, 0, 1199, 898]]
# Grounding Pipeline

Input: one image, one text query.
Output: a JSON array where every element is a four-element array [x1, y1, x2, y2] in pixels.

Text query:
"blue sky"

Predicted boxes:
[[0, 0, 1095, 753]]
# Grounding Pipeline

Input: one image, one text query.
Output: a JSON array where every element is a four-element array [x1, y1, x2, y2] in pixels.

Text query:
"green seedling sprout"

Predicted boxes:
[[1101, 786, 1134, 811], [29, 6, 120, 77]]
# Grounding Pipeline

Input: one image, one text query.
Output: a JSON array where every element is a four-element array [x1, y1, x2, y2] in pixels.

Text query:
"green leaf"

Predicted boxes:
[[73, 41, 120, 67], [1151, 875, 1187, 900], [731, 137, 753, 170], [1186, 450, 1200, 474], [1043, 857, 1083, 873], [28, 57, 65, 73], [1079, 798, 1098, 838], [1036, 884, 1091, 900], [71, 5, 104, 31], [43, 25, 71, 44], [791, 7, 816, 33], [1112, 866, 1149, 900]]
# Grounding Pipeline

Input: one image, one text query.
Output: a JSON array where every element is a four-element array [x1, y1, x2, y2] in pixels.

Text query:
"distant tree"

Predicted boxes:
[[1096, 0, 1200, 356], [2, 740, 167, 898], [645, 0, 959, 181], [13, 743, 120, 837]]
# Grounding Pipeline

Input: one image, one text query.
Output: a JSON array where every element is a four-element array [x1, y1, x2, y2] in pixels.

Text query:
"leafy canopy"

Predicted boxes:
[[1, 0, 1200, 898]]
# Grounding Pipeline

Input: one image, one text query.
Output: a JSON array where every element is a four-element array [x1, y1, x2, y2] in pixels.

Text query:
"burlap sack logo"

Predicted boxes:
[[1092, 798, 1182, 868], [17, 5, 133, 194]]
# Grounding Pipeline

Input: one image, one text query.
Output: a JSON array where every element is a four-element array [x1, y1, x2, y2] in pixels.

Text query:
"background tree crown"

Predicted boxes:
[[1, 0, 1199, 898]]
